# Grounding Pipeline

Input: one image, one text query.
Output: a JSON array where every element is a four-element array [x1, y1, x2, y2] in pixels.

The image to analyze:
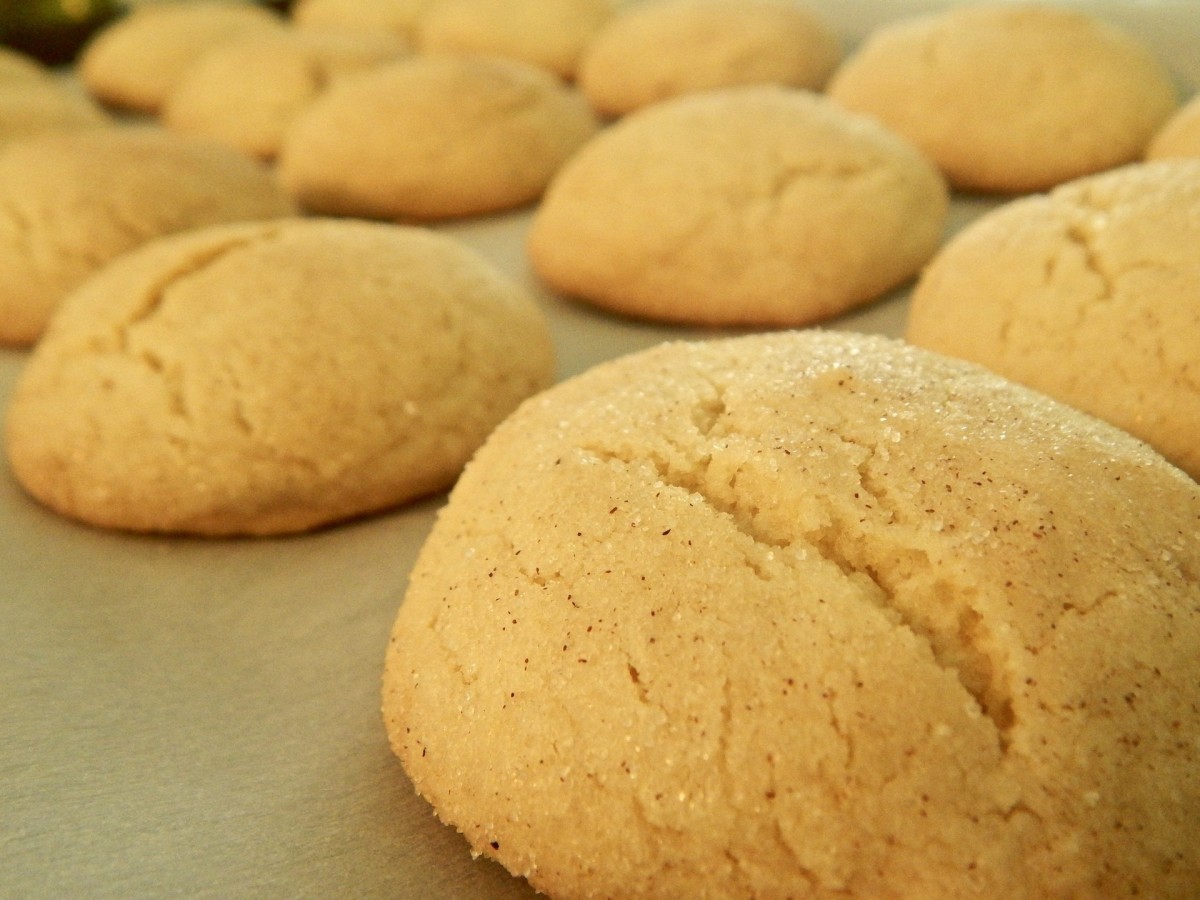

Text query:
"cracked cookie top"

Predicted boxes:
[[0, 126, 296, 347], [4, 217, 555, 536], [907, 158, 1200, 481], [382, 329, 1200, 899], [526, 85, 948, 326], [825, 3, 1180, 193]]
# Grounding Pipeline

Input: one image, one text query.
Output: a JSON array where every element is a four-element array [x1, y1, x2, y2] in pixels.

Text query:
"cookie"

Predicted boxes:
[[382, 329, 1200, 899], [414, 0, 617, 81], [5, 218, 555, 536], [79, 0, 284, 113], [527, 85, 948, 325], [1146, 93, 1200, 160], [290, 0, 437, 37], [0, 79, 110, 145], [0, 46, 51, 82], [0, 126, 296, 346], [578, 0, 842, 117], [278, 55, 598, 220], [162, 26, 410, 160], [826, 3, 1179, 193], [906, 158, 1200, 481]]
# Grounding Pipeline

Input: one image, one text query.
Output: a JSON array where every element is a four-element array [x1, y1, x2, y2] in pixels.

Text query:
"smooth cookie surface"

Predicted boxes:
[[5, 218, 555, 536], [383, 329, 1200, 899]]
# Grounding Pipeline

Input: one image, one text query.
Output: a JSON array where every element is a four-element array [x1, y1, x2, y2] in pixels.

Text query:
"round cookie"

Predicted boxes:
[[79, 0, 284, 113], [290, 0, 438, 38], [578, 0, 842, 117], [1146, 93, 1200, 160], [825, 3, 1179, 193], [527, 85, 948, 326], [414, 0, 617, 81], [906, 159, 1200, 481], [162, 26, 410, 160], [5, 218, 556, 536], [0, 46, 51, 82], [0, 126, 296, 347], [278, 55, 598, 220], [382, 329, 1200, 899], [0, 79, 110, 145]]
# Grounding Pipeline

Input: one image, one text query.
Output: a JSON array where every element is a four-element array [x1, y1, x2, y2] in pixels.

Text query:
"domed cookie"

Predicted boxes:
[[0, 46, 52, 82], [578, 0, 842, 117], [0, 79, 110, 145], [5, 218, 555, 536], [163, 26, 410, 160], [527, 86, 947, 325], [826, 3, 1179, 193], [383, 329, 1200, 899], [0, 127, 296, 347], [278, 55, 598, 220], [414, 0, 617, 81], [1147, 93, 1200, 160], [79, 0, 284, 113], [907, 159, 1200, 480], [290, 0, 437, 38]]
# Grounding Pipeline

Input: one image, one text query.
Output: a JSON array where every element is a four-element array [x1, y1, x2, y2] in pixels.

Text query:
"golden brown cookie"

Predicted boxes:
[[162, 26, 410, 160], [383, 329, 1200, 899], [826, 3, 1179, 193], [290, 0, 437, 37], [528, 85, 948, 325], [0, 46, 51, 82], [0, 126, 296, 346], [5, 218, 555, 536], [414, 0, 617, 80], [278, 54, 598, 220], [906, 158, 1200, 480], [1147, 93, 1200, 160], [578, 0, 842, 117], [79, 0, 284, 113], [0, 79, 110, 145]]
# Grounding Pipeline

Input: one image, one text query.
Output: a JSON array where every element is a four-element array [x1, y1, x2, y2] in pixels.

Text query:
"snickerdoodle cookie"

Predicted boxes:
[[826, 3, 1179, 192], [5, 218, 555, 535], [79, 0, 284, 113], [383, 329, 1200, 899], [278, 55, 598, 219], [414, 0, 616, 80], [162, 26, 410, 160], [527, 86, 947, 325], [907, 159, 1200, 480], [0, 127, 295, 346], [578, 0, 842, 117]]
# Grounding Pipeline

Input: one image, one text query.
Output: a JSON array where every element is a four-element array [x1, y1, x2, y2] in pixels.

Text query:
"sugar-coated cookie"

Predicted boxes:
[[906, 159, 1200, 480], [527, 86, 947, 325], [0, 80, 110, 145], [163, 26, 410, 160], [291, 0, 437, 37], [826, 3, 1179, 193], [414, 0, 617, 81], [79, 0, 284, 113], [383, 329, 1200, 899], [1147, 93, 1200, 160], [578, 0, 842, 117], [278, 55, 598, 220], [0, 127, 296, 347], [5, 218, 555, 536]]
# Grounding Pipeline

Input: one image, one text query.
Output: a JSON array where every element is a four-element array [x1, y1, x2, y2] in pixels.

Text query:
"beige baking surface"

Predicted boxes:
[[2, 3, 1196, 897]]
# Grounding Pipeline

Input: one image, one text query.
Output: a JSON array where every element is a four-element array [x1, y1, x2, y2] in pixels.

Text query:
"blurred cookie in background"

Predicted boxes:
[[79, 0, 285, 113], [163, 25, 410, 160], [1146, 93, 1200, 160], [827, 3, 1179, 193], [578, 0, 841, 118]]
